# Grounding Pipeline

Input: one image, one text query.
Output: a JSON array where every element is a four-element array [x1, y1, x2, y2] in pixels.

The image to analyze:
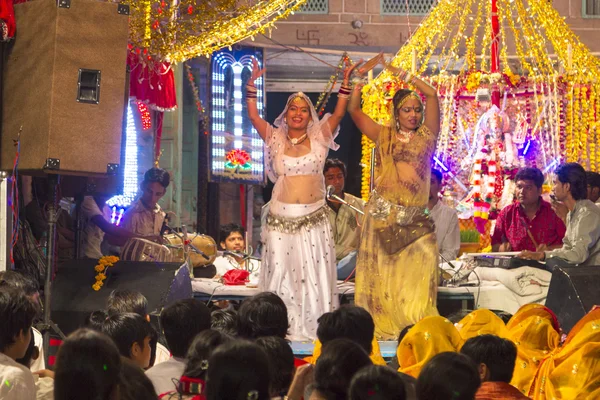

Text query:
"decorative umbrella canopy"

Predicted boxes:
[[360, 0, 600, 225], [121, 0, 308, 63]]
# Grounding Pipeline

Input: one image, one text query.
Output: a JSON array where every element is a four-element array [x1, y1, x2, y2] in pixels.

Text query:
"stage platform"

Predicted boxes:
[[289, 340, 398, 358]]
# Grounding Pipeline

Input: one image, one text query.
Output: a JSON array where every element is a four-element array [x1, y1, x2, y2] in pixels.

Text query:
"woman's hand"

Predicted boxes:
[[248, 58, 266, 86], [287, 364, 315, 400], [342, 59, 362, 85]]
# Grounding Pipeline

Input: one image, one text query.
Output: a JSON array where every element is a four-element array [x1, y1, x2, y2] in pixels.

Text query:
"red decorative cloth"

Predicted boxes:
[[476, 381, 530, 399], [1, 0, 15, 41], [222, 269, 249, 286], [128, 51, 177, 112], [491, 200, 566, 252]]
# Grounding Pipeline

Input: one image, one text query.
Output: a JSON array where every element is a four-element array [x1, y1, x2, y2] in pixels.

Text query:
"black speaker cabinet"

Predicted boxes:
[[545, 266, 600, 333], [50, 259, 193, 335], [2, 0, 129, 175]]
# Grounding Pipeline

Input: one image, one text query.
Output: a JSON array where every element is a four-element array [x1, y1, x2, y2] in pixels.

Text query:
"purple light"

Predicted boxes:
[[523, 140, 531, 155], [433, 156, 449, 172]]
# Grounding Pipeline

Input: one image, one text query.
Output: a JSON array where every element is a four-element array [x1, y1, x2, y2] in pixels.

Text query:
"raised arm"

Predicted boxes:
[[246, 58, 268, 140], [385, 64, 440, 136], [348, 81, 381, 142], [325, 61, 362, 133]]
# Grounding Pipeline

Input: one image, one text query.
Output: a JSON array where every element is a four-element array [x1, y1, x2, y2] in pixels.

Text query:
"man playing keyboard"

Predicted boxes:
[[491, 167, 565, 252]]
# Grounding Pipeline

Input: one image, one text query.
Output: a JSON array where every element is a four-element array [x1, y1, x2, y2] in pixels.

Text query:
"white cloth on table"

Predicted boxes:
[[145, 356, 185, 396], [0, 352, 36, 400], [213, 255, 261, 285]]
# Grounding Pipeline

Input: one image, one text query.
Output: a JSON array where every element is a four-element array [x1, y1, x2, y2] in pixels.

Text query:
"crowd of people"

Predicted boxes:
[[1, 268, 599, 400]]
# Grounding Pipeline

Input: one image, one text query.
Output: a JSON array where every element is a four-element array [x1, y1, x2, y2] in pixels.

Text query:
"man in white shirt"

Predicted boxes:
[[145, 299, 212, 395], [213, 223, 260, 284], [428, 169, 460, 261], [0, 288, 38, 400]]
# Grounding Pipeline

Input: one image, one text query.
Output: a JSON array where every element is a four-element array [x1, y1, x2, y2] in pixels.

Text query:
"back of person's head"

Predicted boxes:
[[85, 310, 108, 332], [15, 328, 37, 368], [106, 289, 148, 317], [205, 340, 270, 400], [219, 223, 246, 243], [54, 328, 122, 400], [314, 338, 373, 400], [447, 309, 474, 324], [102, 312, 153, 366], [0, 288, 37, 353], [556, 162, 587, 200], [348, 365, 406, 400], [316, 305, 375, 354], [183, 329, 233, 380], [211, 309, 239, 336], [460, 334, 517, 383], [119, 357, 157, 400], [0, 270, 38, 296], [416, 352, 480, 400], [255, 336, 295, 398], [238, 292, 289, 339], [515, 167, 544, 188], [160, 298, 212, 358], [143, 167, 171, 188], [491, 310, 513, 324]]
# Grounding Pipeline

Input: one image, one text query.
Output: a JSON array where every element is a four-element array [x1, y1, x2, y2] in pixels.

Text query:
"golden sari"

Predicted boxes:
[[507, 304, 561, 396], [397, 316, 463, 378], [307, 336, 386, 366], [529, 308, 600, 399], [356, 124, 439, 339], [456, 309, 510, 341]]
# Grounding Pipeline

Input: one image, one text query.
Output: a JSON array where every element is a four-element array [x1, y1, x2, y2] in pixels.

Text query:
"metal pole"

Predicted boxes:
[[369, 147, 376, 192], [42, 174, 59, 362]]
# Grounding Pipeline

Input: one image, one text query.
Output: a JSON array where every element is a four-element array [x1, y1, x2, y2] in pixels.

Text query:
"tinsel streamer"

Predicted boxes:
[[184, 61, 209, 131]]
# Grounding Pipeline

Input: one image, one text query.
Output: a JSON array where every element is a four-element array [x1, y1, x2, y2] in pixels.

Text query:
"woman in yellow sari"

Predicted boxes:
[[396, 315, 463, 378], [506, 304, 561, 396], [455, 309, 510, 341], [529, 308, 600, 399], [349, 65, 440, 339]]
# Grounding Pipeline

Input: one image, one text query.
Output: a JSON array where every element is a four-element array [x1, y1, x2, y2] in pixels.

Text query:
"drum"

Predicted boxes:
[[121, 238, 171, 263], [163, 233, 217, 268]]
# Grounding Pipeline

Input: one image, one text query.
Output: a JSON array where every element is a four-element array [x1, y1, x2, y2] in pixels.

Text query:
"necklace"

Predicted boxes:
[[287, 132, 308, 146], [395, 129, 414, 143]]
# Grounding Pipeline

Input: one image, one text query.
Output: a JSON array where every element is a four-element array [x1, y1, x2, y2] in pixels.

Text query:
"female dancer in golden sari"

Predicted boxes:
[[349, 66, 440, 339]]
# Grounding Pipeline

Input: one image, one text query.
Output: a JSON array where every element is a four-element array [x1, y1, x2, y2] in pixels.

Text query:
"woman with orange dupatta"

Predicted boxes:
[[397, 315, 463, 378], [529, 307, 600, 399], [455, 309, 510, 341], [506, 304, 561, 396]]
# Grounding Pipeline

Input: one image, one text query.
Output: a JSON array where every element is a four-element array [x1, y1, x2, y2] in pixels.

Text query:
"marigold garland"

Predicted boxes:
[[92, 256, 119, 291]]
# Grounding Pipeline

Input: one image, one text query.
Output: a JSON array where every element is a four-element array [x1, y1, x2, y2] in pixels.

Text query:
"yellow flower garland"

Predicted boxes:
[[92, 256, 119, 291]]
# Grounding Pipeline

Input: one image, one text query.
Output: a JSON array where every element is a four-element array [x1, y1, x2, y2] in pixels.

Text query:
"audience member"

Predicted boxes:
[[316, 305, 374, 355], [389, 324, 414, 370], [586, 171, 600, 205], [15, 329, 53, 400], [455, 309, 510, 341], [492, 167, 565, 252], [461, 335, 528, 399], [0, 288, 37, 400], [120, 358, 159, 400], [210, 309, 239, 336], [429, 169, 460, 261], [308, 338, 373, 400], [519, 163, 600, 267], [54, 328, 121, 400], [146, 299, 211, 395], [416, 352, 480, 400], [238, 292, 289, 340], [106, 289, 170, 366], [160, 329, 232, 399], [324, 158, 365, 280], [84, 310, 108, 332], [102, 313, 153, 369], [255, 336, 295, 398], [0, 270, 45, 372], [348, 365, 406, 400], [205, 340, 270, 400]]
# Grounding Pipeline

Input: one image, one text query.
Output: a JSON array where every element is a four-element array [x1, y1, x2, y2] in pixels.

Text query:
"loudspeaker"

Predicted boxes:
[[545, 266, 600, 333], [50, 259, 193, 336], [1, 0, 129, 175]]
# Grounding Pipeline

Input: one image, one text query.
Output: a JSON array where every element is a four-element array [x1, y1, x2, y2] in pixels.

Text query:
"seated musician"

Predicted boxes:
[[119, 167, 170, 243], [213, 223, 260, 284], [519, 163, 600, 268], [323, 159, 365, 280], [587, 171, 600, 207], [491, 167, 565, 252], [429, 169, 460, 261]]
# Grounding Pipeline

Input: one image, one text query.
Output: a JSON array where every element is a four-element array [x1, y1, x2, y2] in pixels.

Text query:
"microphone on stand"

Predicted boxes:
[[326, 185, 365, 216], [222, 250, 262, 262]]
